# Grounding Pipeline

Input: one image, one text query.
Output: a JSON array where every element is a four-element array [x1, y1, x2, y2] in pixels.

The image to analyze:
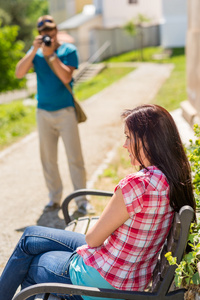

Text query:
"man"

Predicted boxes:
[[16, 15, 93, 215]]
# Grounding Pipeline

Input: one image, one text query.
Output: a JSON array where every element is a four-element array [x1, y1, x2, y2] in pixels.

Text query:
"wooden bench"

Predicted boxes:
[[13, 189, 194, 300]]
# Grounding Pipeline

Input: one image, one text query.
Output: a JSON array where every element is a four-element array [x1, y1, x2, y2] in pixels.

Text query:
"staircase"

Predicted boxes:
[[74, 63, 106, 84], [74, 41, 110, 84]]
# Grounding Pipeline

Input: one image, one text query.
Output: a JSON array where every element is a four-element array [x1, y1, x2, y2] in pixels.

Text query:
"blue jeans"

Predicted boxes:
[[0, 226, 86, 300]]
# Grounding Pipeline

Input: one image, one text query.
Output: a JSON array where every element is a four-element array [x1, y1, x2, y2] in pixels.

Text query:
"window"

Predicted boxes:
[[128, 0, 138, 3]]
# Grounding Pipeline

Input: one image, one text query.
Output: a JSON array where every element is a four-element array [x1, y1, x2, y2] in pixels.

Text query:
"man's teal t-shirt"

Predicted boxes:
[[32, 43, 78, 111]]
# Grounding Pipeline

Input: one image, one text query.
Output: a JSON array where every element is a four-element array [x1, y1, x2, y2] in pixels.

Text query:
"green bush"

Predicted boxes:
[[0, 25, 26, 92], [165, 125, 200, 299], [0, 101, 36, 149], [188, 124, 200, 209]]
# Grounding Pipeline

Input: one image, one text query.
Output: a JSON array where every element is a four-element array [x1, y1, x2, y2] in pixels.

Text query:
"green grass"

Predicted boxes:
[[153, 48, 186, 111], [0, 66, 135, 149], [105, 47, 186, 111], [104, 46, 165, 63], [74, 66, 135, 101], [0, 47, 186, 150], [0, 100, 36, 150]]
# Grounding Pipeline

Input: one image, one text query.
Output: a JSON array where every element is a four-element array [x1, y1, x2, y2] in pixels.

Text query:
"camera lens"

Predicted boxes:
[[42, 35, 51, 47]]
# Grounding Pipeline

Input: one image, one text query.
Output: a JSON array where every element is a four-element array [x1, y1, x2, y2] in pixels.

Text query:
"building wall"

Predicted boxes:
[[49, 0, 76, 23], [75, 0, 93, 13], [89, 25, 160, 62], [101, 0, 162, 28], [66, 15, 103, 62], [160, 0, 187, 47], [181, 0, 200, 124]]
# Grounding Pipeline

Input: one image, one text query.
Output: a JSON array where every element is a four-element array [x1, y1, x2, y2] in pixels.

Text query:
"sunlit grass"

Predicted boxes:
[[74, 67, 135, 101], [105, 47, 186, 111], [0, 100, 36, 150]]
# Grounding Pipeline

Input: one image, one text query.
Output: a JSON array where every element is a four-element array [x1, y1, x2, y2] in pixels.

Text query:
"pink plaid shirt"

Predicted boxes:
[[77, 166, 174, 291]]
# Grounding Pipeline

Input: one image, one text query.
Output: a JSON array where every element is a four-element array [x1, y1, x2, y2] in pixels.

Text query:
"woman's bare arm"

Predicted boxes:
[[85, 188, 130, 248]]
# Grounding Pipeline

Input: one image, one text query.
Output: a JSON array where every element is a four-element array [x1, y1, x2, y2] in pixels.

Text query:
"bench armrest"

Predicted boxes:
[[12, 282, 186, 300], [62, 189, 113, 224]]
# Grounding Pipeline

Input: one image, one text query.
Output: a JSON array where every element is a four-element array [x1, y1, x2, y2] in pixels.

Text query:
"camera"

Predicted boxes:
[[42, 35, 51, 47]]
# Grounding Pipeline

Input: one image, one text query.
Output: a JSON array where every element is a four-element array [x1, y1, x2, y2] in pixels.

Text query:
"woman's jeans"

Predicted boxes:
[[0, 226, 86, 300]]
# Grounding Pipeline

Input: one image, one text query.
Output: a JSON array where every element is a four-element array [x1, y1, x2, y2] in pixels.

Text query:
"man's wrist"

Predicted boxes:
[[48, 53, 57, 62]]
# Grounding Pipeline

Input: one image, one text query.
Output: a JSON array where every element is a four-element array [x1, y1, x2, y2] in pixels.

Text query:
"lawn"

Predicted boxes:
[[74, 66, 135, 101], [105, 47, 186, 111], [0, 46, 186, 150], [0, 100, 36, 150]]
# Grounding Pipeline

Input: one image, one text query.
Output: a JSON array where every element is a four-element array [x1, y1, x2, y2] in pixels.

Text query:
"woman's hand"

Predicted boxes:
[[85, 188, 130, 248]]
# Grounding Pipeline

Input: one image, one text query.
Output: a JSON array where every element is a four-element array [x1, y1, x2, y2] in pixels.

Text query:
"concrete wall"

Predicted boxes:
[[181, 0, 200, 125], [75, 0, 93, 13], [89, 25, 160, 62], [160, 0, 187, 48], [102, 0, 162, 28], [49, 0, 76, 24], [66, 15, 103, 62]]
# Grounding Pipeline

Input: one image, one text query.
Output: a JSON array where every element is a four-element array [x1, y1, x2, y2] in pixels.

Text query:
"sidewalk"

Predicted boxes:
[[0, 63, 194, 274]]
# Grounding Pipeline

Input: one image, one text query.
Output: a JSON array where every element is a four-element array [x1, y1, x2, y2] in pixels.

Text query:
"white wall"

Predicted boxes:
[[160, 0, 187, 48], [89, 25, 160, 62], [101, 0, 162, 28], [49, 0, 76, 24]]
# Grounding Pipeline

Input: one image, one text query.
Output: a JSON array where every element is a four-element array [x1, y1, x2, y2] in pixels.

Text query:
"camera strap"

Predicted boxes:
[[44, 56, 87, 123]]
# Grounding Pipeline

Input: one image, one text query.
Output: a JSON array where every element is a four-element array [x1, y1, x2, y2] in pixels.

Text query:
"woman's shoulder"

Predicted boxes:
[[116, 166, 168, 191]]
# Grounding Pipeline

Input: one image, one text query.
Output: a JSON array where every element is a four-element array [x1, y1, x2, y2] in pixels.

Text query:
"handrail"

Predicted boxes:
[[74, 41, 110, 83]]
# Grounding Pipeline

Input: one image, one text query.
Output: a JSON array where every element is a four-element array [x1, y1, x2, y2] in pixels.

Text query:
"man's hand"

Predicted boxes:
[[33, 35, 43, 51], [41, 36, 56, 57]]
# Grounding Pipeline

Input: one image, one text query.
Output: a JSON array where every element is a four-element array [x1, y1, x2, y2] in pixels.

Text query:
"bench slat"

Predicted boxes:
[[65, 221, 77, 232], [87, 216, 99, 231], [73, 217, 90, 234]]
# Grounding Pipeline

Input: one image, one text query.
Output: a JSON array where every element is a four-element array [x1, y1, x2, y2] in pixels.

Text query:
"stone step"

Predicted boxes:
[[74, 63, 106, 83]]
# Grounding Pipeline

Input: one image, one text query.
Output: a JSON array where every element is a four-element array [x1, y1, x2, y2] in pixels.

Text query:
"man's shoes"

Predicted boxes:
[[43, 201, 60, 212], [77, 202, 95, 215], [70, 202, 95, 220]]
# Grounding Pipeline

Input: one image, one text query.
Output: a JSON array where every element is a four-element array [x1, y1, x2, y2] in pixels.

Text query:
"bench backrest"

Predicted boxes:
[[151, 205, 194, 296]]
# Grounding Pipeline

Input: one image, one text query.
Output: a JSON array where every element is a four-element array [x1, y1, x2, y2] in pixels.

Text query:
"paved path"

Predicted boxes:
[[0, 62, 188, 274]]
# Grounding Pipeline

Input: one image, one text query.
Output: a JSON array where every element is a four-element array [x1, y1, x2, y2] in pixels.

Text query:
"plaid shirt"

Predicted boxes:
[[77, 166, 174, 291]]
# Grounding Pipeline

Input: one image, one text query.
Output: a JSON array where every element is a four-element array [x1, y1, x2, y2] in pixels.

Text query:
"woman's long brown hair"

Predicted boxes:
[[122, 104, 196, 212]]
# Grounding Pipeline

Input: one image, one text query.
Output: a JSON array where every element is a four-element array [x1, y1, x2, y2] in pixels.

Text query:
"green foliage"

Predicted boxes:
[[123, 20, 137, 37], [165, 221, 200, 288], [0, 25, 26, 92], [0, 0, 49, 51], [123, 14, 151, 61], [0, 8, 11, 26], [188, 124, 200, 209], [0, 101, 36, 150], [165, 125, 200, 291]]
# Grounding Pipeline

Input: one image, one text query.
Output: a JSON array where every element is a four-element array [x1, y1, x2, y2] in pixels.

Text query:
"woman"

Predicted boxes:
[[0, 104, 196, 300]]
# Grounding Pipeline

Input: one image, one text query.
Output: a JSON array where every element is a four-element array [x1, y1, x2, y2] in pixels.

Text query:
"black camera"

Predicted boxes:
[[42, 35, 51, 47]]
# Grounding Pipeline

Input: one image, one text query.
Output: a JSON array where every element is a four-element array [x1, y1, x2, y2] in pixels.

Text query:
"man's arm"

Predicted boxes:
[[15, 35, 42, 78], [47, 57, 75, 85]]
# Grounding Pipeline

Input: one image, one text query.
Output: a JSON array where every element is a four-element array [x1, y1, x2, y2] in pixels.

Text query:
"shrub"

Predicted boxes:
[[0, 24, 26, 92], [165, 124, 200, 299]]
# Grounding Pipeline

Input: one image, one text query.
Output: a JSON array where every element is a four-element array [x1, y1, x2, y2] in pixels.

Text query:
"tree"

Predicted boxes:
[[124, 14, 151, 61], [0, 24, 26, 92], [0, 0, 49, 51]]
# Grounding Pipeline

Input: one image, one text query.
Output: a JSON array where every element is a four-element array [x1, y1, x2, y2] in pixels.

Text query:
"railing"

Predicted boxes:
[[74, 41, 110, 83]]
